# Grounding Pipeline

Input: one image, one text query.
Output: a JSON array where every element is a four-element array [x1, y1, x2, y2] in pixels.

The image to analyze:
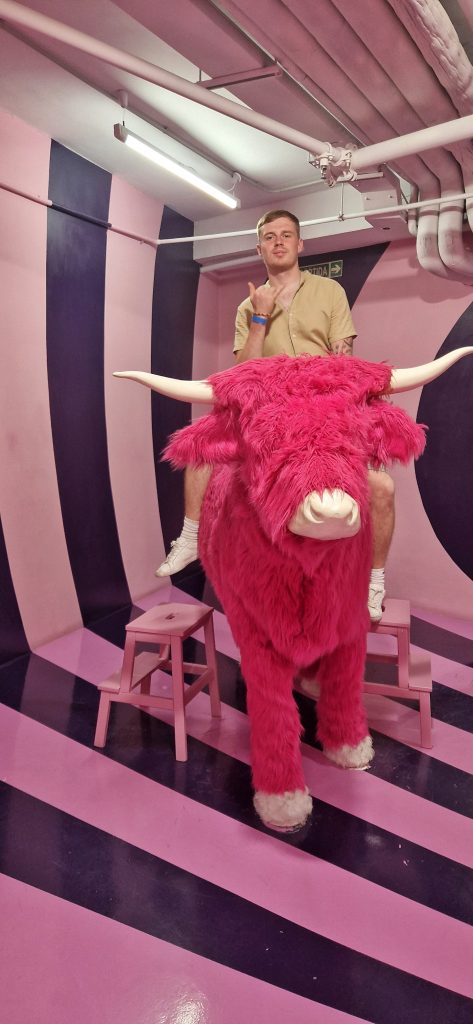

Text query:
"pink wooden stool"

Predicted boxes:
[[365, 598, 432, 748], [94, 602, 221, 761]]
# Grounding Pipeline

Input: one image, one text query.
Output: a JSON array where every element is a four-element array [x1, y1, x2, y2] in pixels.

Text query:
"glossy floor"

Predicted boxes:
[[1, 580, 473, 1023]]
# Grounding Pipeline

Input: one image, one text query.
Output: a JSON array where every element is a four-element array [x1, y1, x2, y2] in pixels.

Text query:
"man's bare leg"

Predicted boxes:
[[155, 464, 212, 577], [367, 469, 395, 622]]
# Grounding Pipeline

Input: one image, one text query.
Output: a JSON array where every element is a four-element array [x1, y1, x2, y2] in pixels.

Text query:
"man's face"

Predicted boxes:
[[257, 217, 303, 272]]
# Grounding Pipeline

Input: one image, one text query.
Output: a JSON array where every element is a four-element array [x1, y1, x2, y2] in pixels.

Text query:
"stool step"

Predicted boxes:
[[370, 597, 410, 632], [98, 651, 166, 693], [364, 649, 432, 694]]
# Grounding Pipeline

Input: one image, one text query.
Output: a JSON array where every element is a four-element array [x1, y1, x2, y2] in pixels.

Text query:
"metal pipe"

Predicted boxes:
[[351, 116, 473, 171], [0, 0, 333, 160], [2, 0, 473, 177], [3, 177, 472, 246]]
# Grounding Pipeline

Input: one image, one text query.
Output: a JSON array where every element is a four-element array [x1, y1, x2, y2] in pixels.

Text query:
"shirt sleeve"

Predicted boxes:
[[329, 281, 356, 342], [233, 302, 252, 354]]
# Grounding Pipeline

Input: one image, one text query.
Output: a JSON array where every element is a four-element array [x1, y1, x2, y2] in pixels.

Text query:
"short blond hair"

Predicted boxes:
[[256, 210, 300, 238]]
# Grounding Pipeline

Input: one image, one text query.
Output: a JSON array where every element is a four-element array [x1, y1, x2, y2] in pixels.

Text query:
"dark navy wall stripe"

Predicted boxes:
[[46, 141, 130, 624], [416, 303, 473, 583], [300, 242, 388, 308], [2, 652, 472, 925], [1, 783, 471, 1024], [151, 207, 200, 553], [0, 517, 29, 665]]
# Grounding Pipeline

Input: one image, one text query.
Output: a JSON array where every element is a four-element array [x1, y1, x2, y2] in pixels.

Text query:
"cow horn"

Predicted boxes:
[[390, 346, 473, 393], [113, 370, 214, 404]]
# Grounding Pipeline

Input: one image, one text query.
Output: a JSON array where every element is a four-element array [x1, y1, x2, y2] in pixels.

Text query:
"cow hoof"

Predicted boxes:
[[324, 735, 374, 769], [299, 676, 320, 699], [254, 787, 313, 832]]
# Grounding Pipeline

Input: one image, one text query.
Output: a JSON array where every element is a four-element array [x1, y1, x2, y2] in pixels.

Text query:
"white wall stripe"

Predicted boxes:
[[0, 110, 81, 647], [104, 176, 166, 600]]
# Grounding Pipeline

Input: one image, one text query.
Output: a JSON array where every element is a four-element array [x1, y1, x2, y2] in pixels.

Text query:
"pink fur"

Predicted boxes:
[[165, 356, 426, 803]]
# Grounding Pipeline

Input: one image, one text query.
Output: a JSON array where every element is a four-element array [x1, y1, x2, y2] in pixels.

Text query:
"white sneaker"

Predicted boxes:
[[368, 584, 385, 623], [155, 535, 198, 577]]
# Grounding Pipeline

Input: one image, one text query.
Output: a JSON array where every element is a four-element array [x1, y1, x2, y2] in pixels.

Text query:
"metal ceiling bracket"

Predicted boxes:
[[311, 145, 358, 188], [197, 64, 282, 90]]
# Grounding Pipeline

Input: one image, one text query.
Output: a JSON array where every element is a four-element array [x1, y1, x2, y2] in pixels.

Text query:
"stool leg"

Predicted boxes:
[[171, 636, 187, 762], [120, 634, 137, 692], [94, 693, 112, 747], [419, 691, 432, 748], [203, 615, 221, 717], [397, 627, 410, 689]]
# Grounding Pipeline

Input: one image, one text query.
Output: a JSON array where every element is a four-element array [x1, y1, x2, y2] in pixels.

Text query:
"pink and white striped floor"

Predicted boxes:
[[1, 583, 472, 1023]]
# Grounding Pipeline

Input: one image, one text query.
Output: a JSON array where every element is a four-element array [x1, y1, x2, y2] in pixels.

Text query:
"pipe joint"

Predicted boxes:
[[311, 145, 357, 188]]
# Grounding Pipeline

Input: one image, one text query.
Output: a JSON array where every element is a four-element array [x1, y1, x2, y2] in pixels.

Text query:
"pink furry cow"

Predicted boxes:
[[165, 354, 424, 830], [114, 345, 473, 832]]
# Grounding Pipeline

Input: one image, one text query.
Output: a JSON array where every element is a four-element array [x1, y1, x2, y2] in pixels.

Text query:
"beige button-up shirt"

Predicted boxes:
[[233, 271, 356, 357]]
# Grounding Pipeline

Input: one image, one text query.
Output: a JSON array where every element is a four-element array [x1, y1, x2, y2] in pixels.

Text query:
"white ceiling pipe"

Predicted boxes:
[[383, 0, 473, 273], [438, 175, 473, 280], [351, 114, 473, 172], [407, 188, 418, 238], [296, 0, 473, 278], [417, 200, 472, 284], [331, 0, 470, 165], [416, 188, 454, 281], [2, 0, 473, 188], [224, 0, 433, 193], [210, 0, 370, 148], [388, 0, 473, 227], [219, 0, 473, 282], [0, 0, 334, 161], [3, 178, 473, 248]]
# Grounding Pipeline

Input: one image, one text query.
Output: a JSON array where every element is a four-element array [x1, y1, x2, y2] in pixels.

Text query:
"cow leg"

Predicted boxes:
[[240, 637, 312, 832], [316, 636, 374, 769]]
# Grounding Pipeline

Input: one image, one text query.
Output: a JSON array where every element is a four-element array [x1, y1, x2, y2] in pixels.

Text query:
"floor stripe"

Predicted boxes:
[[1, 875, 368, 1024], [411, 605, 473, 642], [28, 630, 473, 867], [1, 704, 473, 998], [36, 608, 473, 819], [1, 782, 472, 1022], [2, 654, 472, 926], [410, 615, 473, 666]]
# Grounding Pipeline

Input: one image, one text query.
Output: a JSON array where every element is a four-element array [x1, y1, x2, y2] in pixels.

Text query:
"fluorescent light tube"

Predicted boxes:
[[114, 124, 239, 209]]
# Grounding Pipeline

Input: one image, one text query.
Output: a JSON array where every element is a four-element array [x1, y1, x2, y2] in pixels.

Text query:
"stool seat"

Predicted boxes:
[[94, 601, 221, 761], [126, 603, 214, 639]]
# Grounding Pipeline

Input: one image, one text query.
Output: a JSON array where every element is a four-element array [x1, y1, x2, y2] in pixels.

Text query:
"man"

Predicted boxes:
[[156, 210, 394, 622]]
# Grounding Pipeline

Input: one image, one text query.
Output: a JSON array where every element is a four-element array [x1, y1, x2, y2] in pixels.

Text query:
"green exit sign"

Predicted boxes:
[[306, 259, 343, 279]]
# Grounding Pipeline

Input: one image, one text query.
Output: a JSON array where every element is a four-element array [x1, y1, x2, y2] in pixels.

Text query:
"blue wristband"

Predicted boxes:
[[251, 314, 269, 325]]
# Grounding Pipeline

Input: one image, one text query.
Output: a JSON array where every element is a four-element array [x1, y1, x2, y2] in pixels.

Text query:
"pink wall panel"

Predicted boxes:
[[352, 240, 473, 617], [192, 273, 220, 422], [104, 176, 166, 599], [0, 110, 81, 646]]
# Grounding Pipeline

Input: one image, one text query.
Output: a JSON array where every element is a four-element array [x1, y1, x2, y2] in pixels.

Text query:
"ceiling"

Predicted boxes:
[[1, 0, 473, 271]]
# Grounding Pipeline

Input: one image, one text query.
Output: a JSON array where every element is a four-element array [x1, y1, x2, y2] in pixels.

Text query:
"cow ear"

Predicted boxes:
[[163, 409, 239, 468], [365, 401, 426, 467]]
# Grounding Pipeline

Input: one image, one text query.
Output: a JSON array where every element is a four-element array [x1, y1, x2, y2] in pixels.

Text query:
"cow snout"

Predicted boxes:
[[288, 489, 360, 540]]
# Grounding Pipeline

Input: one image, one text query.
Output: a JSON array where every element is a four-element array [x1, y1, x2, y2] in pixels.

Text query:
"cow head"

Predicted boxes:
[[114, 346, 473, 546], [163, 355, 424, 545]]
